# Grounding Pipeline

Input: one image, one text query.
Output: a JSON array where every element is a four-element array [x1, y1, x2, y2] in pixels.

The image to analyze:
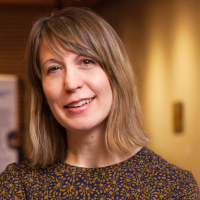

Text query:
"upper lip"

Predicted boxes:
[[65, 97, 95, 107]]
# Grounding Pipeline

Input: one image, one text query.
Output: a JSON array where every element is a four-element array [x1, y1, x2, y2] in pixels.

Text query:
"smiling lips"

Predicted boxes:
[[66, 97, 95, 108], [65, 97, 95, 114]]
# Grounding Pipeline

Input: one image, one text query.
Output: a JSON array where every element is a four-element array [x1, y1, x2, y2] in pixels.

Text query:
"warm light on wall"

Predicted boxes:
[[142, 0, 200, 182]]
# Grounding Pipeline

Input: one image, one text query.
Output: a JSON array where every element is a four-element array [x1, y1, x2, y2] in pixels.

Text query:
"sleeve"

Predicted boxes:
[[0, 164, 26, 200], [173, 170, 200, 200]]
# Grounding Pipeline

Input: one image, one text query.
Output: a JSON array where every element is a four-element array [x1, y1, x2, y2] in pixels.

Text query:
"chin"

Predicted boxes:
[[65, 122, 105, 134]]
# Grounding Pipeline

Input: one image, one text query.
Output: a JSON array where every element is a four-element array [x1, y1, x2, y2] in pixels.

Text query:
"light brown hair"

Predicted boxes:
[[26, 7, 149, 168]]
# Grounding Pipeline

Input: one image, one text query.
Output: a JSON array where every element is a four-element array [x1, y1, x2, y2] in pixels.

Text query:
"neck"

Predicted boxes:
[[65, 128, 142, 168]]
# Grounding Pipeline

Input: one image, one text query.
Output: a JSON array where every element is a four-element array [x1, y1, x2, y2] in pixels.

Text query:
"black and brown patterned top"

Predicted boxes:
[[0, 147, 199, 199]]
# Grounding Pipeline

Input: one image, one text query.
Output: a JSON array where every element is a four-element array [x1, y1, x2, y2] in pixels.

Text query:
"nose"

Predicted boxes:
[[64, 70, 84, 93]]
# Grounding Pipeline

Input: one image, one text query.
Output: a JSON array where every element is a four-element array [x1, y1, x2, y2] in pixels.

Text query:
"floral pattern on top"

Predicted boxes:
[[0, 147, 199, 199]]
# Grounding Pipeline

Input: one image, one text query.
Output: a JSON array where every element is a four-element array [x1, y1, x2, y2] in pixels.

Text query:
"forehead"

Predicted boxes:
[[39, 36, 68, 57], [39, 38, 72, 66], [40, 34, 66, 53]]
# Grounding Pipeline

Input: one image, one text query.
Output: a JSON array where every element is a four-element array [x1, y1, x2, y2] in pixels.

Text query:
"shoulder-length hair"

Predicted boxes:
[[26, 7, 149, 168]]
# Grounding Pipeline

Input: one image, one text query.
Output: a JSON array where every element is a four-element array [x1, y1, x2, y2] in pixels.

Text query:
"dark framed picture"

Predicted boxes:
[[173, 102, 183, 133]]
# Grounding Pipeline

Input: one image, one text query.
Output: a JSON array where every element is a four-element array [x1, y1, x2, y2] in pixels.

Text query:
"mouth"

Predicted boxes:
[[66, 97, 95, 108]]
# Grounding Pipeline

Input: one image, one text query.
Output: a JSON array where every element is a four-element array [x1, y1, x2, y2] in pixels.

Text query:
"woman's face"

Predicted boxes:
[[39, 39, 113, 134]]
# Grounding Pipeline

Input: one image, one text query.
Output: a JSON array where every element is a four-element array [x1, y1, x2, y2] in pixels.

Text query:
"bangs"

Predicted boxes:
[[40, 15, 103, 65]]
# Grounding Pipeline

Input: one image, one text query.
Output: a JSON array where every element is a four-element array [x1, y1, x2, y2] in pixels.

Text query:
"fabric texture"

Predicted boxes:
[[0, 147, 199, 199]]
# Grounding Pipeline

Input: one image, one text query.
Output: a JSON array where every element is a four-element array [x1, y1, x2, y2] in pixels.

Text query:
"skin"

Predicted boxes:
[[40, 38, 141, 168]]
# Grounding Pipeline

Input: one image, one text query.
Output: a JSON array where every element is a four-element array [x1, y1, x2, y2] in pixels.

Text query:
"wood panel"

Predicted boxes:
[[0, 6, 53, 159], [0, 0, 106, 7], [0, 0, 55, 5]]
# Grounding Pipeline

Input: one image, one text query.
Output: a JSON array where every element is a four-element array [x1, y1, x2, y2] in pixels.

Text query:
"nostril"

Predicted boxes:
[[64, 80, 84, 93], [64, 82, 83, 93]]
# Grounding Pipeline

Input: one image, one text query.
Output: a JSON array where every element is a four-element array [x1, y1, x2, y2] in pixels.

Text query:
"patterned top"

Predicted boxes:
[[0, 147, 199, 199]]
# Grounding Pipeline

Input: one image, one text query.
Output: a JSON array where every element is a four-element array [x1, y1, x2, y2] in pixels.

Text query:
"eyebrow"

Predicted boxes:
[[75, 54, 87, 60], [41, 58, 62, 68], [41, 54, 90, 68]]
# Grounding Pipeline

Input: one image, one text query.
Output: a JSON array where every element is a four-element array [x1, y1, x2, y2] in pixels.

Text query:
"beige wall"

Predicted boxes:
[[95, 0, 200, 184]]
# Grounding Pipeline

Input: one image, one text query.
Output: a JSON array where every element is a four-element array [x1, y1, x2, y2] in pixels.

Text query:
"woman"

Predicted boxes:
[[0, 7, 199, 199]]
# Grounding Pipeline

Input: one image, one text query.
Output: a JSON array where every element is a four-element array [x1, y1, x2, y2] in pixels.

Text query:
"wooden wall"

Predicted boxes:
[[0, 6, 53, 156]]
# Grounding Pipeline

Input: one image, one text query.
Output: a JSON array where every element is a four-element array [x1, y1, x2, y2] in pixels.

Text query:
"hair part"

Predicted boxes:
[[26, 7, 149, 168]]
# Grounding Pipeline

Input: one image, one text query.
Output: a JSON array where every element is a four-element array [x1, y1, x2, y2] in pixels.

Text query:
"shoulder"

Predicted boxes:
[[0, 161, 28, 199], [0, 160, 52, 184], [0, 160, 43, 199], [141, 147, 196, 180], [0, 160, 35, 180], [0, 161, 64, 199], [137, 147, 200, 199]]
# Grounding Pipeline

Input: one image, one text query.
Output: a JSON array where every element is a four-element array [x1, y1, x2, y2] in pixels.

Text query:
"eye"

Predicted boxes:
[[81, 59, 95, 65], [47, 66, 60, 73]]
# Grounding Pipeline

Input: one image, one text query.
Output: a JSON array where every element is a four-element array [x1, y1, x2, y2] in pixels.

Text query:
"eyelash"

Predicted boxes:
[[47, 66, 60, 73], [46, 59, 95, 74], [81, 59, 95, 65]]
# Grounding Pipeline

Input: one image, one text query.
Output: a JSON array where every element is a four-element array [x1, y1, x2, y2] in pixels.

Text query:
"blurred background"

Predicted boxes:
[[0, 0, 200, 184]]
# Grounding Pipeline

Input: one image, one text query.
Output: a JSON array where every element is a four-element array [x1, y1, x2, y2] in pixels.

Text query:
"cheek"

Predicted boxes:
[[42, 80, 61, 105], [42, 82, 64, 122], [104, 78, 113, 112], [97, 73, 113, 105], [101, 73, 112, 95], [105, 84, 113, 110]]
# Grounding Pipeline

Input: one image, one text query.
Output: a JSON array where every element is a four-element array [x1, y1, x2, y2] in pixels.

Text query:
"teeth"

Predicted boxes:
[[68, 98, 93, 108]]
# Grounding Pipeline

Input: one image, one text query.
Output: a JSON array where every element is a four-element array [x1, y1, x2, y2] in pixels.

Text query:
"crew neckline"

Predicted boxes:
[[62, 146, 146, 170]]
